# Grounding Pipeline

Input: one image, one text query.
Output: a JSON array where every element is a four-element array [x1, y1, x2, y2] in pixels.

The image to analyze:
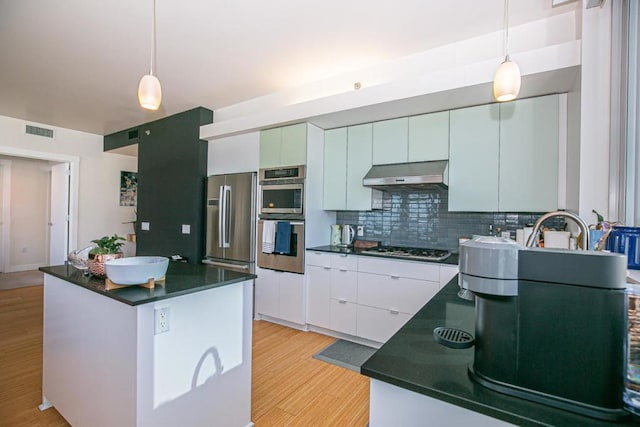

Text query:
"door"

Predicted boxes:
[[225, 172, 255, 263], [49, 163, 70, 265], [205, 175, 226, 259]]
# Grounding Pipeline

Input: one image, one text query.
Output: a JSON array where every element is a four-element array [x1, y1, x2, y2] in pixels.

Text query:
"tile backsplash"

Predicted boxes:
[[336, 188, 549, 252]]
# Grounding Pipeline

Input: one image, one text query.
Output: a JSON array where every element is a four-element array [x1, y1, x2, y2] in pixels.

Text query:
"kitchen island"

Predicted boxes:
[[39, 262, 256, 427], [361, 277, 636, 427]]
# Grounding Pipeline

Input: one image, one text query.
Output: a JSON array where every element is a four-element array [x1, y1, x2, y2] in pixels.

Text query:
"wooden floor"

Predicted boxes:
[[0, 285, 369, 426]]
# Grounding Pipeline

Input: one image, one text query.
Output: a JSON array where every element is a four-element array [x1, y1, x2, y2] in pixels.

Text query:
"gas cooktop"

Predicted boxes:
[[361, 246, 451, 261]]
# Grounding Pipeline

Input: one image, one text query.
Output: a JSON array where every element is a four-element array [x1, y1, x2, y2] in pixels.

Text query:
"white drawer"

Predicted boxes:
[[330, 269, 357, 303], [330, 300, 357, 336], [356, 305, 411, 343], [357, 256, 440, 281], [357, 272, 439, 314], [330, 253, 358, 271], [306, 251, 332, 268]]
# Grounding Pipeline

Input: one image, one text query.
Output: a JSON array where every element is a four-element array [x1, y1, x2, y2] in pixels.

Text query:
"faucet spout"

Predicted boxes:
[[525, 211, 590, 250]]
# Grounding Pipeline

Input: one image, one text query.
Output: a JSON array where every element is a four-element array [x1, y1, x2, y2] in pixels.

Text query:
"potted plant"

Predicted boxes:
[[88, 234, 126, 277]]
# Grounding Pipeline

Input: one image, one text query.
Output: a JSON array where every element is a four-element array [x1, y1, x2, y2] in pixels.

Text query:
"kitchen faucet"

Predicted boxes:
[[525, 210, 590, 250]]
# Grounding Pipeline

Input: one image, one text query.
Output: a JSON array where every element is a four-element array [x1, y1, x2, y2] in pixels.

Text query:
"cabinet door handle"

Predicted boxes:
[[390, 275, 400, 279], [340, 254, 348, 257], [390, 309, 399, 315], [339, 268, 347, 272], [323, 266, 331, 270], [339, 299, 347, 304]]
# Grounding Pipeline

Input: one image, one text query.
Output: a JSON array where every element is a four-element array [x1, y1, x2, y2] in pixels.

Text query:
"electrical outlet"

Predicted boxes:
[[357, 226, 364, 237], [141, 222, 150, 231], [155, 307, 170, 334], [181, 224, 190, 234]]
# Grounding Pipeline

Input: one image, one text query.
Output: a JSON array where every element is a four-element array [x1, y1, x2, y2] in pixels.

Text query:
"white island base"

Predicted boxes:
[[41, 274, 254, 427]]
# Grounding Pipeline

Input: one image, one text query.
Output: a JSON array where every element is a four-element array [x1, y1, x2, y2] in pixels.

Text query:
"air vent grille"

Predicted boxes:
[[25, 124, 54, 139]]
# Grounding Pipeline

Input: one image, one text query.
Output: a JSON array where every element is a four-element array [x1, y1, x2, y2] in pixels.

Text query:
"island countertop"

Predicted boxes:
[[360, 276, 636, 427], [39, 262, 256, 306]]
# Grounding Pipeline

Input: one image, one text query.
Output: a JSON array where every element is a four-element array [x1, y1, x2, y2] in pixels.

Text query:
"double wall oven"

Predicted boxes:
[[257, 165, 305, 274]]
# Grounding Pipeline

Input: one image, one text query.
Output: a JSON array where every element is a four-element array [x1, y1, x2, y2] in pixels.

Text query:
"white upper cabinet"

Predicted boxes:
[[449, 104, 500, 211], [408, 111, 450, 162], [373, 118, 408, 165], [259, 123, 307, 168], [499, 95, 559, 212]]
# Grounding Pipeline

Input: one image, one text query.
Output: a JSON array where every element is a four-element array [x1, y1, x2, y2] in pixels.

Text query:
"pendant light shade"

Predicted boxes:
[[138, 74, 162, 110], [139, 0, 161, 110], [493, 57, 521, 102], [493, 0, 520, 102]]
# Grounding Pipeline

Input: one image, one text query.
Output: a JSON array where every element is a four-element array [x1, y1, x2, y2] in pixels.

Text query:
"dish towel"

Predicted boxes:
[[261, 221, 276, 254], [275, 221, 292, 254]]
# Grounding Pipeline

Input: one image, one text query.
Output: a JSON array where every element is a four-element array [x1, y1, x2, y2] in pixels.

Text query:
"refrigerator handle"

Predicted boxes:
[[218, 185, 225, 248], [224, 185, 231, 248]]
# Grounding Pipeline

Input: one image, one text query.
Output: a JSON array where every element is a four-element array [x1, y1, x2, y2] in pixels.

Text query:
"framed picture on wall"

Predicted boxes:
[[120, 171, 137, 207]]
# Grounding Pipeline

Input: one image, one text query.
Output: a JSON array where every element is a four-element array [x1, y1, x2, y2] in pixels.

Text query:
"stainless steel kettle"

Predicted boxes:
[[339, 225, 355, 247]]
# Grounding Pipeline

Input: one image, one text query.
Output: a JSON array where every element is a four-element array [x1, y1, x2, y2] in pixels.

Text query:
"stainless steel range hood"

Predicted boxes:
[[362, 160, 448, 190]]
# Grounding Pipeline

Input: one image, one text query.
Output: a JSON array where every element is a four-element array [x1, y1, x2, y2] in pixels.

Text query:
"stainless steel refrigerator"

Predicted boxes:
[[202, 172, 256, 273]]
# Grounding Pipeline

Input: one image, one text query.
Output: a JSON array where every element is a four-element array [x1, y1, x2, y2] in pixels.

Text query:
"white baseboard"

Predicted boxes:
[[307, 324, 382, 349], [254, 314, 309, 331], [5, 263, 46, 273]]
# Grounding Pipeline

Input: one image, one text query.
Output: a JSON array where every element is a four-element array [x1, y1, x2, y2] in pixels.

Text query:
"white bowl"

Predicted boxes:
[[104, 256, 169, 285]]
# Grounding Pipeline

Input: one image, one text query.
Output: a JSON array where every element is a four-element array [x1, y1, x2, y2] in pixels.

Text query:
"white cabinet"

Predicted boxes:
[[448, 95, 563, 212], [356, 257, 440, 343], [255, 266, 306, 325], [373, 118, 409, 165], [322, 124, 380, 211], [306, 252, 457, 344], [259, 123, 307, 168], [408, 111, 450, 162]]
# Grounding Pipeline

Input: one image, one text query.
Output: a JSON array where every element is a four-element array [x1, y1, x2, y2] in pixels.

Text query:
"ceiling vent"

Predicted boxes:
[[25, 124, 55, 139]]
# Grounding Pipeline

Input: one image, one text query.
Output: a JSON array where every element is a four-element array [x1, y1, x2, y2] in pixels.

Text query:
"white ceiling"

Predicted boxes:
[[0, 0, 580, 136]]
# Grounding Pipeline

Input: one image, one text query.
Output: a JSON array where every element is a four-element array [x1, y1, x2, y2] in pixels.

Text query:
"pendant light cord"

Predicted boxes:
[[503, 0, 510, 60], [150, 0, 156, 76]]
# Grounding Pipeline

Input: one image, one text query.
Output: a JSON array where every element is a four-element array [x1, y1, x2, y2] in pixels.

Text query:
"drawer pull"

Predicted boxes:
[[339, 299, 347, 304], [340, 254, 348, 257], [390, 275, 400, 279], [339, 268, 347, 272], [323, 266, 331, 270], [390, 309, 399, 315]]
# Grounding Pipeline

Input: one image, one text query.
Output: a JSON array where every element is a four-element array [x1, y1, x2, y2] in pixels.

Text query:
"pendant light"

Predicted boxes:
[[493, 0, 521, 102], [138, 0, 162, 110]]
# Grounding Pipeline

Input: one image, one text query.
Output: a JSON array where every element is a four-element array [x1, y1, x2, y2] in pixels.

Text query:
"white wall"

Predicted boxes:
[[0, 115, 137, 259], [6, 158, 50, 271], [578, 3, 612, 220]]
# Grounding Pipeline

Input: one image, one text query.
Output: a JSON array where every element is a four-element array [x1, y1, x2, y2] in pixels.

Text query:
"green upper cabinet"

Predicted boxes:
[[448, 94, 562, 212], [449, 104, 500, 212], [346, 124, 375, 210], [499, 95, 559, 212], [323, 128, 348, 211], [322, 124, 378, 211], [259, 123, 307, 168], [372, 118, 408, 165], [408, 111, 449, 162]]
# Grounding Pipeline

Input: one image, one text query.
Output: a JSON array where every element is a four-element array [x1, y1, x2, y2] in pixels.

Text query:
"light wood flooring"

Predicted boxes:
[[0, 285, 369, 426]]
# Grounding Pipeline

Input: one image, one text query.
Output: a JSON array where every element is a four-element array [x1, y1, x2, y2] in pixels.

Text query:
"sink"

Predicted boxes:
[[104, 256, 169, 285]]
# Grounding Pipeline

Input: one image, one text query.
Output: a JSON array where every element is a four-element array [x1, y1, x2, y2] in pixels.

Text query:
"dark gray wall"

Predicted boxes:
[[104, 107, 213, 263]]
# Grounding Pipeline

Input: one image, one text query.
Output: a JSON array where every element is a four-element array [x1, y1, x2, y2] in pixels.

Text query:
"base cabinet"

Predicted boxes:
[[255, 267, 305, 325], [306, 251, 457, 344]]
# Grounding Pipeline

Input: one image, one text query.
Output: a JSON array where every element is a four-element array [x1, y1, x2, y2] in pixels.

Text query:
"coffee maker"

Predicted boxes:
[[458, 237, 627, 421]]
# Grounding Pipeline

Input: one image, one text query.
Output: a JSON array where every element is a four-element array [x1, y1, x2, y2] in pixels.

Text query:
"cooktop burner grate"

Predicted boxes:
[[361, 246, 451, 261]]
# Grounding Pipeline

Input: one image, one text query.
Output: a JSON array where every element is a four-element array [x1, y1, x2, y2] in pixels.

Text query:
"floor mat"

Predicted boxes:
[[313, 339, 378, 373]]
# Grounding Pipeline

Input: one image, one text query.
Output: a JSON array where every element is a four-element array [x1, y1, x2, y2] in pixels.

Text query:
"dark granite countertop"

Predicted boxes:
[[361, 277, 636, 427], [306, 245, 459, 266], [40, 262, 256, 306]]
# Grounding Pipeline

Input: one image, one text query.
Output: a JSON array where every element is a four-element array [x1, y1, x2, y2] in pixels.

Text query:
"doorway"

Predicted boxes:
[[0, 146, 78, 273]]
